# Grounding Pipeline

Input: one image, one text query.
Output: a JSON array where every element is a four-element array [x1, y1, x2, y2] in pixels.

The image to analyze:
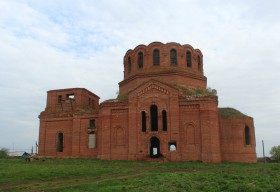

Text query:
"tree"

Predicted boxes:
[[270, 145, 280, 162], [0, 148, 9, 158]]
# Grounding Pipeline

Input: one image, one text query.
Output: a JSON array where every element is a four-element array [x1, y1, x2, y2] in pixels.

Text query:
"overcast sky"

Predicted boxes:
[[0, 0, 279, 157]]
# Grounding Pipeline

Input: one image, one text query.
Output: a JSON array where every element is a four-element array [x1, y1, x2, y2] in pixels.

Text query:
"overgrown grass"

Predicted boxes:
[[0, 158, 279, 191], [173, 84, 217, 97], [218, 107, 250, 118]]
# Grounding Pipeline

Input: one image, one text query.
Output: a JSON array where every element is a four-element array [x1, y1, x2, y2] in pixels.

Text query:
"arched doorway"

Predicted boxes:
[[150, 137, 160, 158]]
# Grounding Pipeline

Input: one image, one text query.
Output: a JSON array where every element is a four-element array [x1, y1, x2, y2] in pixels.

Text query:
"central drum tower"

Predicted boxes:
[[99, 42, 221, 162]]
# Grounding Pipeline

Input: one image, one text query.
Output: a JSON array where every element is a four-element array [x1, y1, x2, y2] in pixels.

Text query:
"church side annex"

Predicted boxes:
[[38, 42, 257, 163]]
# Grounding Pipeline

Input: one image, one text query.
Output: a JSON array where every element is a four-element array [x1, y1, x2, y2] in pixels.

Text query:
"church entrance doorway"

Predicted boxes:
[[150, 137, 160, 158]]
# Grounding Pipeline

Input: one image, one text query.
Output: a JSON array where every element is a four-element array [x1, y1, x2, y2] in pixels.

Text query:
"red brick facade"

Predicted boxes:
[[38, 42, 257, 163]]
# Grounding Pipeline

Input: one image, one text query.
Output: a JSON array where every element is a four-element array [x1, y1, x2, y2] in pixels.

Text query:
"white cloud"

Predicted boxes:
[[0, 0, 279, 156]]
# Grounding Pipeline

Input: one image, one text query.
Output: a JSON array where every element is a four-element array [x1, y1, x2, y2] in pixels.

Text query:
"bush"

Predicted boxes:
[[0, 148, 9, 158], [270, 145, 280, 162]]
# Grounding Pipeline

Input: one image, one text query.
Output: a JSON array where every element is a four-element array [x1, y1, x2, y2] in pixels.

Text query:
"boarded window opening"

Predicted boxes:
[[57, 132, 63, 152], [88, 119, 96, 148], [88, 133, 96, 148], [150, 105, 158, 131], [162, 110, 167, 131], [141, 111, 146, 132]]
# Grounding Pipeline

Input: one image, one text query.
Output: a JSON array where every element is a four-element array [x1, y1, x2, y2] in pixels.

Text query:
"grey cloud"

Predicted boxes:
[[0, 0, 279, 156]]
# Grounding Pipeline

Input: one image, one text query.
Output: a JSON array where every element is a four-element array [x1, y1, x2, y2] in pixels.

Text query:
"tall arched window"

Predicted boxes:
[[150, 105, 158, 131], [186, 51, 192, 67], [128, 57, 131, 73], [162, 110, 167, 131], [57, 132, 63, 152], [141, 111, 146, 132], [138, 52, 143, 68], [245, 126, 251, 145], [197, 55, 201, 71], [170, 49, 177, 66], [153, 49, 160, 66]]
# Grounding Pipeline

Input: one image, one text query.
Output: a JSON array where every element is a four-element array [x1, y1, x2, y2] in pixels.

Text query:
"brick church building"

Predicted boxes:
[[38, 42, 257, 163]]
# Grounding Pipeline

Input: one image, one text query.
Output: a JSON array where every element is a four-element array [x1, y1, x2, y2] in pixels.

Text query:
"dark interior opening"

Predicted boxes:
[[57, 132, 63, 152], [245, 126, 251, 145], [150, 105, 158, 131], [141, 111, 146, 132], [150, 137, 160, 158], [162, 110, 167, 131]]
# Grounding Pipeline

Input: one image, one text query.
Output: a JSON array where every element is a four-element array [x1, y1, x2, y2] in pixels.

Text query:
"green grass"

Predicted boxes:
[[0, 158, 279, 192]]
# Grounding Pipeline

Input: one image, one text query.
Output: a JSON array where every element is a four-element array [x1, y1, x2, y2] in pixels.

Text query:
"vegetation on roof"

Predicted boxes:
[[116, 93, 128, 100], [173, 84, 217, 97], [218, 107, 249, 118], [102, 94, 128, 103], [102, 99, 120, 103]]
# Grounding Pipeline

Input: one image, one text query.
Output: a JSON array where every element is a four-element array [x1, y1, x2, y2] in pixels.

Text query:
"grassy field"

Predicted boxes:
[[0, 158, 279, 192]]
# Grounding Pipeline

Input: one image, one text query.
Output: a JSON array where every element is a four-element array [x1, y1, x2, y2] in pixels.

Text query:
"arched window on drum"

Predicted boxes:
[[186, 51, 192, 68], [153, 49, 160, 66], [138, 52, 143, 68], [170, 49, 177, 66], [127, 56, 131, 73], [197, 55, 201, 71]]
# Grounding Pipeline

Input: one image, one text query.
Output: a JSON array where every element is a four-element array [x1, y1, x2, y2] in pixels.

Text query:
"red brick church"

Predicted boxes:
[[38, 42, 257, 163]]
